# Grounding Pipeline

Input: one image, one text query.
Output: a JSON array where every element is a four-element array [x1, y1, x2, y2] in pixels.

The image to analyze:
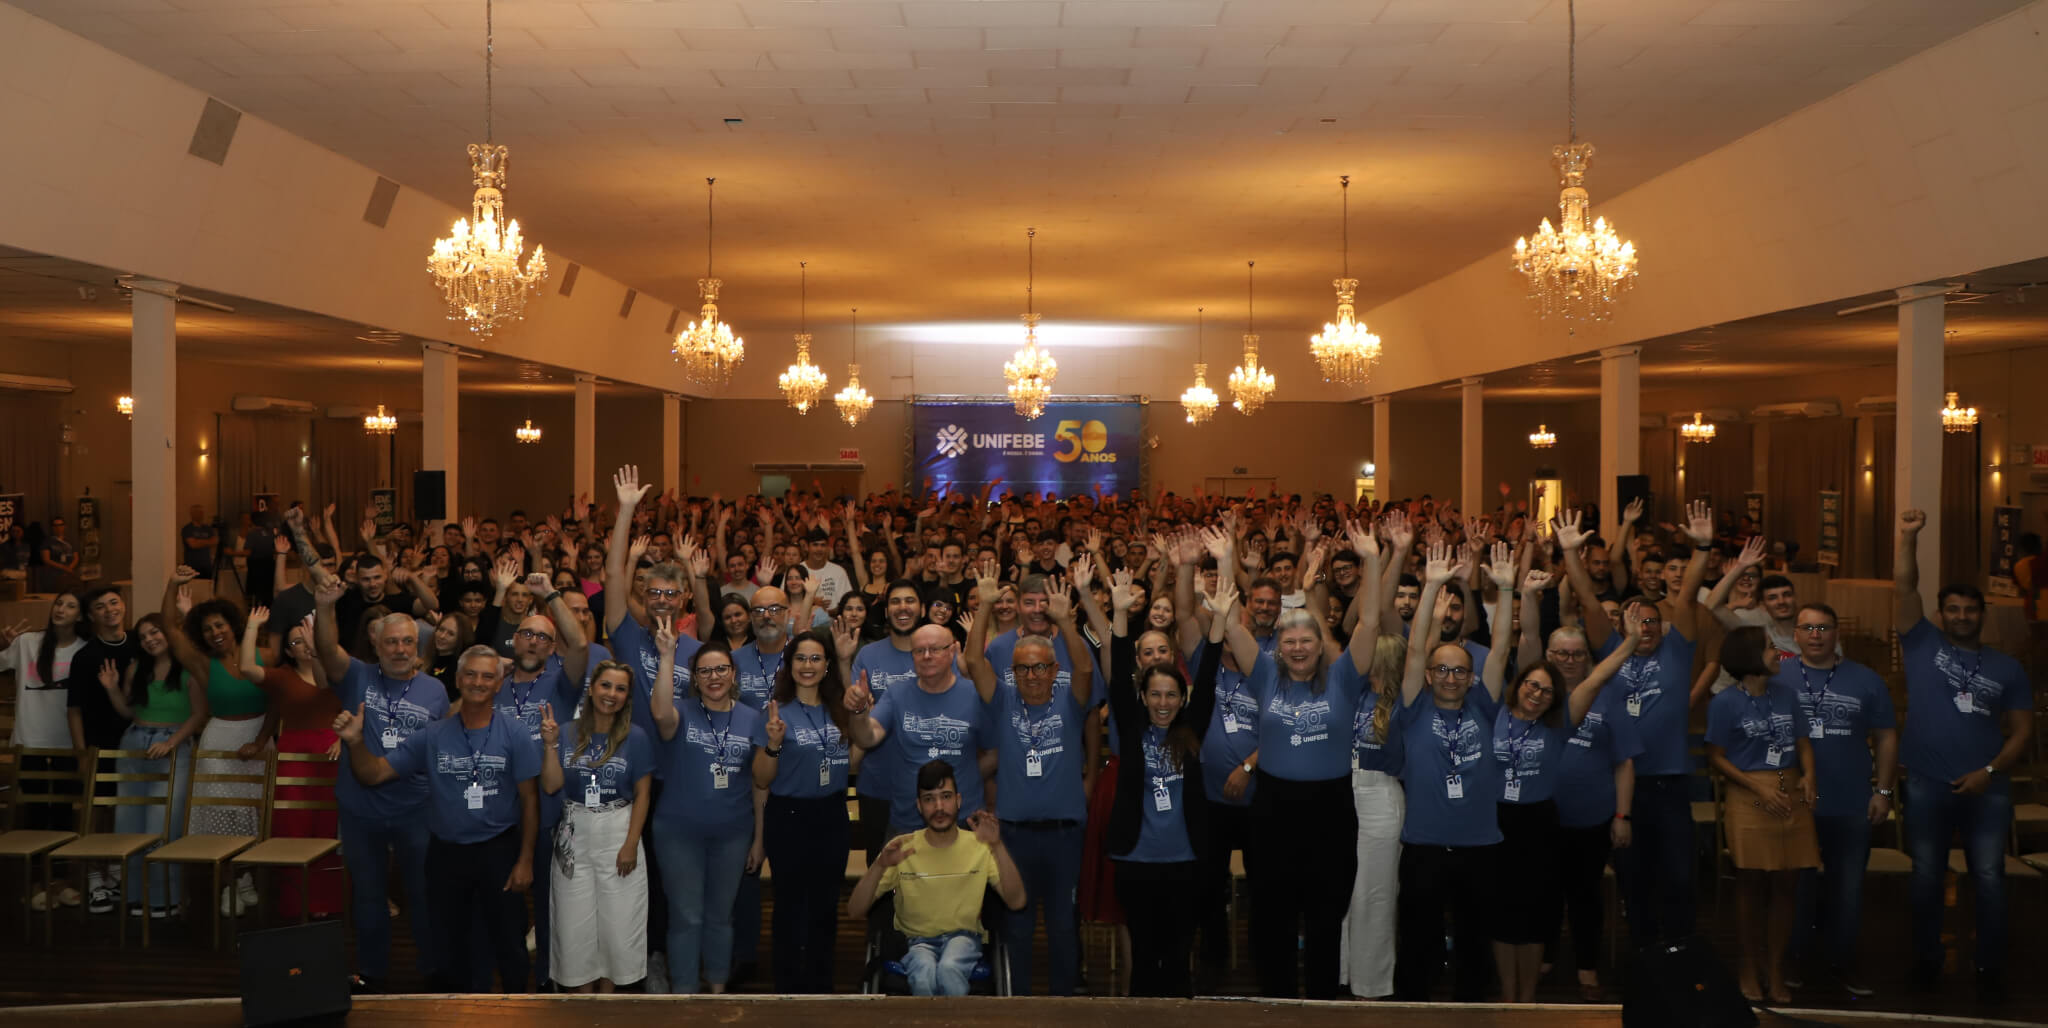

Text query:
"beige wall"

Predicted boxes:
[[457, 392, 665, 521]]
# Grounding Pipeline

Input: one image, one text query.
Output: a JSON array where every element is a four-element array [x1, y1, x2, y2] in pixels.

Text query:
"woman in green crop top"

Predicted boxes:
[[164, 565, 274, 914], [103, 613, 210, 916]]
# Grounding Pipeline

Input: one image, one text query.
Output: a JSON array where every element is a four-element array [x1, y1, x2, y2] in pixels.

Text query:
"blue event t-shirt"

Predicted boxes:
[[1249, 649, 1370, 782], [1899, 619, 2032, 784], [1705, 682, 1808, 773], [986, 628, 1103, 703], [986, 681, 1087, 822], [850, 639, 919, 801], [608, 615, 701, 739], [335, 659, 450, 820], [1200, 642, 1263, 805], [498, 664, 580, 827], [1350, 677, 1406, 776], [553, 723, 654, 808], [1771, 657, 1895, 819], [732, 639, 786, 710], [1397, 686, 1503, 847], [769, 698, 850, 799], [872, 675, 989, 832], [654, 699, 767, 836], [1123, 725, 1196, 863], [1554, 689, 1644, 829], [1492, 706, 1568, 804], [384, 709, 540, 845], [1597, 628, 1697, 776]]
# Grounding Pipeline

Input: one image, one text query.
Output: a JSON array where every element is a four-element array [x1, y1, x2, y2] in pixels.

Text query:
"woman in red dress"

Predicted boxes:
[[244, 607, 344, 918]]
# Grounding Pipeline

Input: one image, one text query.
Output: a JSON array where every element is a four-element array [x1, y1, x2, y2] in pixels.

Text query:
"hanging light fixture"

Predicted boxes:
[[1002, 227, 1056, 420], [515, 418, 542, 444], [778, 261, 829, 414], [834, 307, 875, 427], [1181, 307, 1219, 426], [1529, 424, 1556, 449], [116, 395, 134, 418], [1229, 261, 1276, 416], [1309, 175, 1383, 384], [425, 0, 547, 338], [364, 404, 398, 435], [673, 177, 745, 386], [1680, 411, 1716, 443], [1941, 391, 1978, 433], [1510, 0, 1638, 322]]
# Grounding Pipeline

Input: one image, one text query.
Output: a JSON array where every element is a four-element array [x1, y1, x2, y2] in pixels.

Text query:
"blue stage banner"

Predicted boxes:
[[913, 400, 1142, 497]]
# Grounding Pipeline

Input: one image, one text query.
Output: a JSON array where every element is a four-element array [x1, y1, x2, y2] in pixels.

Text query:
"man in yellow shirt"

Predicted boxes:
[[850, 761, 1027, 995]]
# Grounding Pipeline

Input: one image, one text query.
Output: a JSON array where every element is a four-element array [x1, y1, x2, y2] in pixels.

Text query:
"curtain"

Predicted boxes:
[[1640, 427, 1677, 524], [0, 393, 62, 527], [393, 423, 423, 524], [1870, 415, 1896, 580], [1679, 421, 1752, 513], [1941, 430, 1981, 587], [1766, 417, 1856, 570], [312, 418, 382, 528], [215, 414, 310, 524]]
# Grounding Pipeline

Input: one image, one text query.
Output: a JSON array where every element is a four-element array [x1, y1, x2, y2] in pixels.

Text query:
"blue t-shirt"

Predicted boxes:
[[1492, 707, 1568, 804], [1705, 682, 1807, 773], [499, 664, 581, 826], [583, 642, 613, 684], [1350, 677, 1405, 776], [1555, 689, 1644, 829], [850, 639, 919, 800], [1598, 629, 1697, 776], [384, 709, 541, 845], [1771, 658, 1895, 819], [872, 675, 990, 831], [1899, 619, 2032, 783], [732, 639, 786, 709], [335, 659, 450, 820], [553, 723, 654, 808], [1249, 650, 1369, 782], [1200, 643, 1262, 805], [608, 615, 702, 739], [1123, 725, 1196, 863], [654, 699, 767, 835], [768, 698, 850, 799], [986, 682, 1087, 822], [1397, 687, 1503, 847], [986, 628, 1102, 702]]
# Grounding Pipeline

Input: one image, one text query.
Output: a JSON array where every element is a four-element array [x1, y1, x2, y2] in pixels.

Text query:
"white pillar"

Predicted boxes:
[[1372, 395, 1392, 505], [574, 373, 598, 502], [663, 393, 683, 496], [1897, 285, 1945, 607], [130, 280, 177, 610], [421, 341, 461, 521], [1598, 345, 1641, 542], [1461, 377, 1484, 515]]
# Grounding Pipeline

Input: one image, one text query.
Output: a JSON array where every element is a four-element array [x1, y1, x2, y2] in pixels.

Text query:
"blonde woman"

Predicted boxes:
[[1339, 632, 1407, 999], [539, 660, 653, 992]]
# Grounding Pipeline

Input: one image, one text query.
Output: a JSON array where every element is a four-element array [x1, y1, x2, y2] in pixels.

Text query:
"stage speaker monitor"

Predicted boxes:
[[413, 470, 447, 522], [239, 920, 350, 1027], [1615, 474, 1651, 527], [1623, 938, 1756, 1028]]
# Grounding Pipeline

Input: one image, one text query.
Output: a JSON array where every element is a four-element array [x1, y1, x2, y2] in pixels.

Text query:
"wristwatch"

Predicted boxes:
[[1985, 764, 1998, 777], [1240, 762, 1254, 775], [1614, 813, 1631, 822], [765, 746, 783, 758], [1876, 788, 1894, 798]]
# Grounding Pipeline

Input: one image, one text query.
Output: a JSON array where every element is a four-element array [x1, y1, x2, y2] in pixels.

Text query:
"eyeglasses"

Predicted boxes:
[[515, 628, 554, 643], [791, 653, 828, 665], [696, 664, 734, 678], [1546, 649, 1589, 661], [1014, 661, 1058, 676], [912, 645, 953, 658], [751, 604, 789, 617], [1428, 665, 1473, 680], [1796, 624, 1836, 634], [1521, 682, 1556, 697], [645, 588, 682, 600]]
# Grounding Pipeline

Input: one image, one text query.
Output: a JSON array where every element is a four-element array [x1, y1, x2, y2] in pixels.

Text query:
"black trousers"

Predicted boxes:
[[426, 827, 530, 994], [1199, 799, 1253, 964], [857, 794, 891, 864], [764, 794, 849, 993], [1395, 843, 1499, 1001], [1556, 823, 1614, 972], [1114, 859, 1200, 998], [1249, 772, 1356, 999]]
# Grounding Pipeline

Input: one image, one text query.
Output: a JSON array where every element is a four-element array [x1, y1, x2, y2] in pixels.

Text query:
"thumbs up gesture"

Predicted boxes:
[[333, 703, 367, 746], [539, 704, 560, 748], [843, 670, 873, 716], [765, 700, 787, 748]]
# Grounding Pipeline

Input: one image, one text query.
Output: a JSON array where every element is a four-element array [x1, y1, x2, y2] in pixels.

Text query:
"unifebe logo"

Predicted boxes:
[[935, 424, 970, 459]]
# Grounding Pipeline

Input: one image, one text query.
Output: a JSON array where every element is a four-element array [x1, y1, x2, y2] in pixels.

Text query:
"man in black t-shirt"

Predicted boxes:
[[64, 584, 143, 915]]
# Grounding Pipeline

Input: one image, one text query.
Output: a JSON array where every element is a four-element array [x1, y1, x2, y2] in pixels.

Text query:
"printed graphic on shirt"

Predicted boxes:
[[1143, 733, 1183, 785], [1931, 647, 2003, 718], [1432, 711, 1485, 770], [561, 738, 632, 793], [627, 648, 691, 707], [1619, 656, 1664, 708], [1796, 689, 1868, 737], [1736, 709, 1795, 750], [791, 722, 850, 762], [434, 750, 510, 794], [366, 689, 436, 745], [1267, 688, 1332, 748], [1008, 707, 1067, 757], [1351, 701, 1391, 751], [1218, 678, 1260, 732], [1493, 719, 1550, 776], [685, 721, 754, 767], [1570, 709, 1605, 748], [900, 712, 975, 758]]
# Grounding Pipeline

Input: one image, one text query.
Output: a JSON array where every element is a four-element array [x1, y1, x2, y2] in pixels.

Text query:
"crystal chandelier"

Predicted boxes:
[[1510, 0, 1638, 322], [1003, 227, 1056, 420], [778, 261, 829, 413], [1681, 411, 1716, 444], [425, 0, 547, 338], [835, 307, 875, 427], [1529, 424, 1556, 449], [1941, 391, 1978, 433], [1181, 307, 1219, 426], [1229, 261, 1276, 415], [515, 418, 542, 444], [364, 405, 398, 436], [673, 177, 745, 387], [1309, 176, 1383, 384], [116, 395, 134, 418]]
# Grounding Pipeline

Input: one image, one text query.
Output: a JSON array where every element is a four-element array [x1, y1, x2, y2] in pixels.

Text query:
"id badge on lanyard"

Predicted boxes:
[[464, 781, 485, 809], [584, 776, 603, 810], [818, 758, 832, 788], [1502, 773, 1522, 802], [1152, 778, 1172, 812], [1026, 750, 1044, 777], [1445, 773, 1464, 800], [712, 765, 731, 790]]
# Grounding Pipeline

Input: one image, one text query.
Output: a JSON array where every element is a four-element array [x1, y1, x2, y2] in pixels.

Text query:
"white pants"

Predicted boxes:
[[192, 717, 266, 839], [550, 802, 648, 988], [1339, 768, 1404, 998]]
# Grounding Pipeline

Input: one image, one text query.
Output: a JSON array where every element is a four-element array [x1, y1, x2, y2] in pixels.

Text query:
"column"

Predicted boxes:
[[1598, 346, 1641, 542], [1372, 395, 1392, 505], [574, 373, 597, 502], [130, 280, 177, 609], [1897, 285, 1945, 608], [1460, 377, 1484, 515], [663, 393, 683, 495], [421, 341, 461, 521]]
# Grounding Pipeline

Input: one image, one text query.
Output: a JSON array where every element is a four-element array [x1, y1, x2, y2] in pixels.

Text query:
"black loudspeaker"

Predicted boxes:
[[239, 920, 350, 1027], [413, 470, 447, 521], [1615, 474, 1651, 522], [1623, 939, 1756, 1028]]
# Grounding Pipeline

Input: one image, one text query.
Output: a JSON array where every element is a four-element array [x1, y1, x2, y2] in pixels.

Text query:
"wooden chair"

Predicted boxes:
[[0, 746, 87, 941], [46, 749, 173, 947], [145, 749, 271, 948], [231, 751, 341, 932]]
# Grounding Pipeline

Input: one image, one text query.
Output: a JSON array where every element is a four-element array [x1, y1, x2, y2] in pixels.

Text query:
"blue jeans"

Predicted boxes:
[[1905, 773, 2013, 974], [115, 725, 191, 908], [339, 808, 433, 980], [650, 826, 751, 993], [1790, 813, 1872, 973], [1615, 774, 1695, 945], [903, 930, 981, 996], [999, 821, 1083, 995]]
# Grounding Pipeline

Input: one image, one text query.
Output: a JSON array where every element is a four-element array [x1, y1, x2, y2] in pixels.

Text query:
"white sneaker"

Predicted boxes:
[[646, 952, 669, 994], [221, 886, 247, 917], [526, 928, 536, 954], [236, 873, 259, 907]]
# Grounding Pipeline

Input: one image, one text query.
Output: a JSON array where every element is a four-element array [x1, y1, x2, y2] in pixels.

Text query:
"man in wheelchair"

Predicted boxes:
[[849, 761, 1027, 996]]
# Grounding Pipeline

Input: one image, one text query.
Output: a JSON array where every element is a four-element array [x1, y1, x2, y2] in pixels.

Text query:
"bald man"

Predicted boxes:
[[733, 586, 792, 710], [845, 623, 996, 838]]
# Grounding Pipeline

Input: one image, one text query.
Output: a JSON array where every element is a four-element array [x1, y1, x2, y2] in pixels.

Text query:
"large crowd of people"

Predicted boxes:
[[0, 468, 2031, 1006]]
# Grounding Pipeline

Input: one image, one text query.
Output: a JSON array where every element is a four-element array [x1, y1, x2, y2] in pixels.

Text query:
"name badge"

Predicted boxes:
[[1503, 776, 1522, 802], [380, 728, 400, 750], [1353, 749, 1363, 771], [464, 782, 485, 810], [818, 759, 833, 788], [1445, 774, 1464, 800], [1152, 780, 1172, 812], [1764, 746, 1783, 768], [1025, 751, 1044, 778], [1954, 692, 1975, 714], [1808, 720, 1824, 740], [1222, 713, 1240, 734], [712, 766, 731, 790], [584, 779, 603, 810], [1625, 694, 1642, 718]]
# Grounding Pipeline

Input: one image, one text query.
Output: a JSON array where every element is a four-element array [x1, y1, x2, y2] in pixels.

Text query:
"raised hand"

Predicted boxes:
[[1423, 541, 1454, 587], [524, 572, 552, 595], [843, 670, 874, 716], [1046, 575, 1074, 621], [1683, 500, 1715, 546], [876, 835, 916, 868], [967, 809, 1002, 847], [0, 619, 31, 648], [1207, 575, 1239, 615], [1485, 540, 1516, 588], [1553, 510, 1589, 552], [975, 559, 1002, 606], [170, 564, 198, 585], [1108, 568, 1137, 613], [652, 614, 678, 652], [613, 465, 650, 508], [1384, 509, 1414, 550], [756, 554, 779, 586], [764, 701, 786, 749], [1069, 555, 1094, 592], [98, 658, 120, 692], [248, 606, 271, 630], [1899, 509, 1926, 535], [1733, 534, 1767, 572], [313, 575, 347, 605], [1623, 497, 1644, 525], [174, 585, 194, 617], [628, 534, 651, 565], [832, 618, 859, 662], [1521, 569, 1555, 592], [491, 556, 521, 590], [333, 703, 367, 746], [539, 704, 559, 749], [273, 533, 292, 556], [1198, 526, 1232, 562]]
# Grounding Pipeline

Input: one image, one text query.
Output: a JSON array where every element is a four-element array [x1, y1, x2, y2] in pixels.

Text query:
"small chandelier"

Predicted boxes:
[[1529, 424, 1556, 449], [1309, 175, 1382, 384], [1510, 0, 1638, 322], [1941, 391, 1978, 433], [673, 177, 745, 387], [116, 395, 134, 418], [778, 261, 829, 414], [1003, 227, 1056, 420], [1681, 411, 1716, 443], [515, 418, 542, 444], [1181, 307, 1219, 426], [425, 0, 547, 338], [364, 404, 398, 436], [834, 307, 875, 427], [1229, 261, 1276, 415]]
